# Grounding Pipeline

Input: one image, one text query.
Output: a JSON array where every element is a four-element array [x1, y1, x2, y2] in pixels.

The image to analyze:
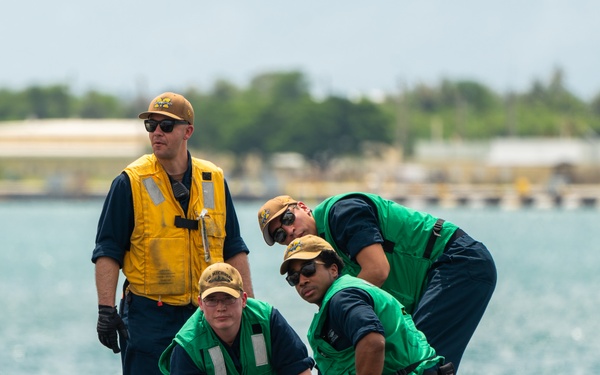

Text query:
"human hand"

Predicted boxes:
[[97, 305, 128, 353]]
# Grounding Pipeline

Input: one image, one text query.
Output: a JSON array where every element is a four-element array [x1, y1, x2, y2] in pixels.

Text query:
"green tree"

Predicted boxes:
[[285, 96, 393, 169], [23, 85, 72, 118], [0, 88, 27, 120], [77, 90, 126, 118], [519, 68, 588, 136], [222, 72, 313, 156], [0, 68, 598, 162]]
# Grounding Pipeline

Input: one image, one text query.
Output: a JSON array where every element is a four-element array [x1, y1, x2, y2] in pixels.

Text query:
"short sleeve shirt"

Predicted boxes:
[[322, 287, 385, 351], [327, 196, 384, 260]]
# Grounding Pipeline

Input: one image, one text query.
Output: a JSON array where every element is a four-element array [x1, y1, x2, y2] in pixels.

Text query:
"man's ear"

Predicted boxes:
[[330, 263, 339, 278], [297, 201, 310, 212], [183, 125, 194, 140]]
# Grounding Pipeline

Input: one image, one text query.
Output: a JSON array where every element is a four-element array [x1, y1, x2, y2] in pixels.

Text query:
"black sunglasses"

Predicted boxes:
[[144, 119, 188, 133], [286, 261, 325, 286], [270, 209, 296, 244]]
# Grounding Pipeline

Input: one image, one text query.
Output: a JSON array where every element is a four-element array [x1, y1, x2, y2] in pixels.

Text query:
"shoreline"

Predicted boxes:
[[2, 181, 599, 210]]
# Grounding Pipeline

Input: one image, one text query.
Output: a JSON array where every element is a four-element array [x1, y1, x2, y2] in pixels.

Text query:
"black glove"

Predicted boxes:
[[437, 362, 455, 375], [97, 305, 128, 353]]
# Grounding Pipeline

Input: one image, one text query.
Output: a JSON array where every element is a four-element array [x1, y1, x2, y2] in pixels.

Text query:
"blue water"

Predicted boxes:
[[1, 199, 599, 374]]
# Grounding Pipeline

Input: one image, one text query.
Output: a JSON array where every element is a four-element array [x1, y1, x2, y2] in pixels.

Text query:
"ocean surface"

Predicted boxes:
[[1, 199, 599, 374]]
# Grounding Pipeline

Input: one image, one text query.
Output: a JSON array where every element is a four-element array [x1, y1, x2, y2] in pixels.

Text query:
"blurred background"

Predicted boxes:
[[2, 1, 600, 207], [1, 2, 600, 374]]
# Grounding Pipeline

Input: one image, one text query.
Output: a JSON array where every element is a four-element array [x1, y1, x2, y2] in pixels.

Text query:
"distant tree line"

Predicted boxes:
[[1, 68, 599, 168]]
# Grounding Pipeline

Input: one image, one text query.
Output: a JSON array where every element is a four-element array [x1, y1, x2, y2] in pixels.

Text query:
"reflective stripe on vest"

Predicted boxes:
[[207, 334, 269, 374], [208, 346, 227, 375], [251, 333, 268, 366]]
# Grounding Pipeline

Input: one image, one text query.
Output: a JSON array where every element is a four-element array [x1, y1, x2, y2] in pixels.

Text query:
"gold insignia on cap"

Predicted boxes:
[[259, 209, 270, 226], [207, 270, 233, 284], [285, 239, 302, 257], [154, 97, 173, 109]]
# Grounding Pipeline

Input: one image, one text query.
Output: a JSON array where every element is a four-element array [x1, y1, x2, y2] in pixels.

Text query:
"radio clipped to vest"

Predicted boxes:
[[171, 180, 189, 202]]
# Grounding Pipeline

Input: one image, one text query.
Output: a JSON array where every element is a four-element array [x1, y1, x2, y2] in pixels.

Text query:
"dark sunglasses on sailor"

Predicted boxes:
[[286, 261, 325, 286], [144, 119, 189, 133], [270, 208, 296, 244]]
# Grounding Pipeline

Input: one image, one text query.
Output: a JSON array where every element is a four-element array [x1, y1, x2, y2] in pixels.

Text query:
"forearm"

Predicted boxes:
[[355, 332, 385, 375], [95, 257, 121, 306], [225, 252, 254, 298]]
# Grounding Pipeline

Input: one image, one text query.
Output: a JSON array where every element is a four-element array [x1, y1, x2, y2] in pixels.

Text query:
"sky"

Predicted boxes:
[[3, 1, 600, 101]]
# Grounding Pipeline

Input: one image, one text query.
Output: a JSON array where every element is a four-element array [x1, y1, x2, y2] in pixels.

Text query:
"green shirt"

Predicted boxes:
[[159, 298, 274, 375], [313, 192, 458, 312], [308, 275, 443, 374]]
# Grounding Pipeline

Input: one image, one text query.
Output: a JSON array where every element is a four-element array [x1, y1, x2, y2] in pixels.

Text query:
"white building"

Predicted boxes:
[[0, 119, 149, 197]]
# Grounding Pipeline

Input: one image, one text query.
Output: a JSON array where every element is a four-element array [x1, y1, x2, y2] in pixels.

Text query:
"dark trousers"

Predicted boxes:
[[118, 293, 197, 375], [412, 232, 497, 373]]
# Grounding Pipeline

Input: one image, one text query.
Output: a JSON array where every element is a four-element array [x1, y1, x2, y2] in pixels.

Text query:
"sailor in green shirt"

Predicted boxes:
[[280, 235, 454, 375], [159, 263, 314, 375], [259, 193, 496, 372]]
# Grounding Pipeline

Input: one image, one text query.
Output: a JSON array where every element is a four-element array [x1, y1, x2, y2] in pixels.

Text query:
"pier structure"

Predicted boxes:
[[1, 119, 600, 209]]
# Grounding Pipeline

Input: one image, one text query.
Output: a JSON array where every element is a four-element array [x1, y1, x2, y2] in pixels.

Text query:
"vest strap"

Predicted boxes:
[[424, 218, 445, 259], [382, 239, 395, 253], [174, 216, 199, 230]]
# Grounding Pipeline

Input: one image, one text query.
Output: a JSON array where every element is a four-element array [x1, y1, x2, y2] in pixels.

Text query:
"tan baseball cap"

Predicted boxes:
[[279, 235, 334, 274], [257, 195, 298, 246], [199, 263, 243, 300], [138, 92, 194, 125]]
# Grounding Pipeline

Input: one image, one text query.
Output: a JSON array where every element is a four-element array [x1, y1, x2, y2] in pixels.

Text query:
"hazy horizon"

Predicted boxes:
[[3, 1, 599, 100]]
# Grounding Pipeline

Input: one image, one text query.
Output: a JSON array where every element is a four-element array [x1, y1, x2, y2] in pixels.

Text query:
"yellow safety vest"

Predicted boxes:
[[123, 154, 226, 306]]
